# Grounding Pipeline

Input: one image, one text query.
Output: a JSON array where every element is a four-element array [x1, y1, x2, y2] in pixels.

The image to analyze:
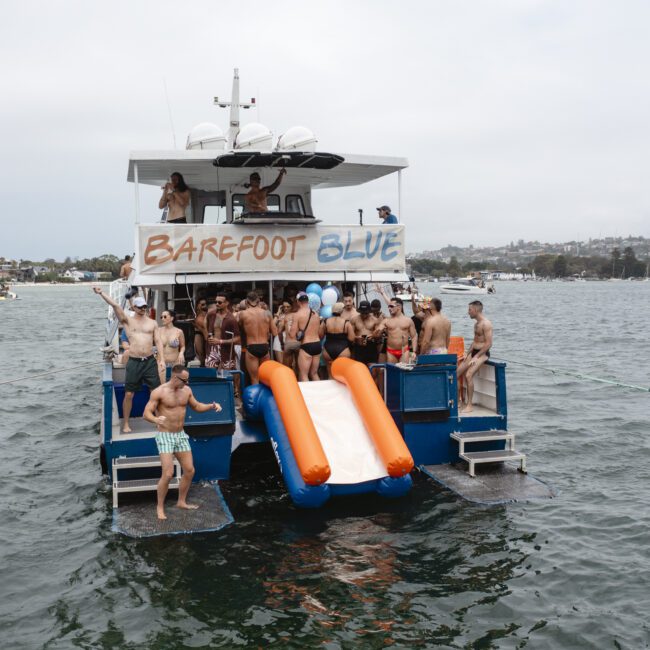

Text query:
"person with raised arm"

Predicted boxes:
[[93, 287, 165, 433], [244, 168, 287, 213]]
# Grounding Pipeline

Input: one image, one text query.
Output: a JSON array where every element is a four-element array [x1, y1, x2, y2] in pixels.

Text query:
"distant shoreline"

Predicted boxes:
[[8, 282, 112, 288]]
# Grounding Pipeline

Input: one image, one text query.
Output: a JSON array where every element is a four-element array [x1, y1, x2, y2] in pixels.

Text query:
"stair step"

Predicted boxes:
[[461, 450, 525, 462], [113, 477, 180, 492], [451, 430, 512, 443], [113, 455, 180, 470]]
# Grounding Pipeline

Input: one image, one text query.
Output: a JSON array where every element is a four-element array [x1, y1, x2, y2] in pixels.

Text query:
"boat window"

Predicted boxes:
[[232, 194, 280, 219], [286, 194, 305, 215], [203, 204, 227, 225]]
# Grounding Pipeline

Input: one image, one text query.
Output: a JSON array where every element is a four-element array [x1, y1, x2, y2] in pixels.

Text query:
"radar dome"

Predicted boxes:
[[235, 122, 273, 152], [276, 126, 317, 152], [186, 122, 226, 150]]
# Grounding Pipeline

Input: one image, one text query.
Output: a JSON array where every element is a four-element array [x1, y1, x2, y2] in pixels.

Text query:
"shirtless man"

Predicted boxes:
[[350, 301, 381, 367], [280, 299, 300, 374], [378, 297, 418, 364], [290, 292, 322, 381], [159, 171, 191, 223], [143, 364, 222, 520], [207, 292, 241, 371], [370, 298, 387, 363], [93, 287, 165, 432], [244, 168, 286, 213], [457, 301, 493, 412], [418, 298, 451, 355], [341, 291, 358, 322], [193, 297, 209, 366], [238, 291, 277, 384], [119, 255, 132, 280]]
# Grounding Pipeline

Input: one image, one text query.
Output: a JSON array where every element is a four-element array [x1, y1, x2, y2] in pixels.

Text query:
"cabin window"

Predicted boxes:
[[232, 193, 280, 219], [203, 204, 227, 225], [286, 195, 306, 215]]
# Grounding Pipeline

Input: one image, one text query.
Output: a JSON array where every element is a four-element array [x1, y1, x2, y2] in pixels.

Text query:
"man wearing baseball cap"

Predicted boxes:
[[244, 168, 287, 214], [376, 205, 398, 224], [350, 300, 381, 366], [93, 287, 165, 432]]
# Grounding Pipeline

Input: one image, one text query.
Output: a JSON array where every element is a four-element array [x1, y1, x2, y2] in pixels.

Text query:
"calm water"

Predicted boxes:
[[1, 282, 649, 649]]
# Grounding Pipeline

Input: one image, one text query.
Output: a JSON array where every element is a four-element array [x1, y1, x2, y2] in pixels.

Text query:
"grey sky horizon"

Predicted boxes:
[[2, 0, 649, 261]]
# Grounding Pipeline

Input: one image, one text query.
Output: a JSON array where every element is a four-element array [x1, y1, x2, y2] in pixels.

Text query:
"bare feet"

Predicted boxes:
[[460, 403, 473, 413], [157, 507, 167, 520], [177, 502, 199, 511], [122, 423, 132, 433]]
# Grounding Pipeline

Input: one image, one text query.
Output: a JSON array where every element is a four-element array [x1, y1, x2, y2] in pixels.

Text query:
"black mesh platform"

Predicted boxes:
[[420, 463, 556, 505], [112, 482, 234, 538]]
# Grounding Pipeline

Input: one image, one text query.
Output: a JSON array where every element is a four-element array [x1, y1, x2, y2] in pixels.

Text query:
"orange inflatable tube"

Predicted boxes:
[[259, 360, 331, 485], [331, 357, 414, 477]]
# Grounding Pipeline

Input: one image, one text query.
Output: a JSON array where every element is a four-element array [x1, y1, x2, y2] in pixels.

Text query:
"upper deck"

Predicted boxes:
[[126, 69, 409, 286], [128, 151, 409, 286]]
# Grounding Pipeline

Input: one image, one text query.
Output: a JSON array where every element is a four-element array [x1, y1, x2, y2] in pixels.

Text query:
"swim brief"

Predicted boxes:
[[470, 348, 490, 358], [247, 343, 270, 359], [386, 347, 404, 362], [124, 355, 161, 393], [427, 347, 448, 355], [155, 430, 191, 454], [300, 341, 323, 356]]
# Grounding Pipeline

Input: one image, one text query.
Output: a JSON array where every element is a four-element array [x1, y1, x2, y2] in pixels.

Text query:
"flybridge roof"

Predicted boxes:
[[127, 150, 408, 191]]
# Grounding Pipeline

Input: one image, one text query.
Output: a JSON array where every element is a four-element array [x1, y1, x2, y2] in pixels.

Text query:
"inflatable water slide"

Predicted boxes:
[[244, 358, 414, 507]]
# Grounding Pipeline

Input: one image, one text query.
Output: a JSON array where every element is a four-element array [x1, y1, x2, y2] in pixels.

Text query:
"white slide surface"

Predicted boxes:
[[298, 380, 387, 484]]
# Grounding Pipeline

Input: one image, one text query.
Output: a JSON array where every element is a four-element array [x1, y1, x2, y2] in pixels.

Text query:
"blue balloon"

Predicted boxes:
[[320, 305, 333, 319], [307, 292, 322, 311], [306, 283, 323, 297]]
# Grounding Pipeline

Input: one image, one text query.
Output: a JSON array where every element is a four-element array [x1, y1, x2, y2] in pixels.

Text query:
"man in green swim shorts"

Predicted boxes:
[[143, 364, 222, 520]]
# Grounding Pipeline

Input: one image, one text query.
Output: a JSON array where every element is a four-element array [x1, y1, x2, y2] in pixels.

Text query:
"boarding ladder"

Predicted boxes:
[[451, 430, 526, 477], [112, 455, 182, 508]]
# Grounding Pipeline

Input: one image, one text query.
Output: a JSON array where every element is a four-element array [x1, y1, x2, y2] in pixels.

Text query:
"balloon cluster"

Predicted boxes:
[[305, 283, 341, 319]]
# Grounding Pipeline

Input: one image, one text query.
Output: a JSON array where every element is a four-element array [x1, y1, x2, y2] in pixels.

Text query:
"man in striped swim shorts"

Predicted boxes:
[[144, 364, 222, 520]]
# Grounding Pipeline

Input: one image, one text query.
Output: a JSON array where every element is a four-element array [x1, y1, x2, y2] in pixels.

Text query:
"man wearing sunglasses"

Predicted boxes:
[[93, 287, 165, 433], [144, 365, 222, 520], [376, 297, 418, 364], [206, 292, 240, 370]]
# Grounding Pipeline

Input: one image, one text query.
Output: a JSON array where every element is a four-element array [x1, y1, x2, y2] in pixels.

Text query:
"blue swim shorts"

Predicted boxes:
[[155, 430, 191, 455]]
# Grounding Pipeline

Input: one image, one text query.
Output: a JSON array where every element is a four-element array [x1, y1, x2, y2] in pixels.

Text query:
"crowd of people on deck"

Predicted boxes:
[[95, 281, 493, 426]]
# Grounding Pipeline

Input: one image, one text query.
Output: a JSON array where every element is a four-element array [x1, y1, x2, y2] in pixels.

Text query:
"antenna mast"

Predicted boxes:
[[214, 68, 255, 149]]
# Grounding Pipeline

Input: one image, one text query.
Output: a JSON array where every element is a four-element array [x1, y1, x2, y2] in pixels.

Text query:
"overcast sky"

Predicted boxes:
[[2, 0, 649, 260]]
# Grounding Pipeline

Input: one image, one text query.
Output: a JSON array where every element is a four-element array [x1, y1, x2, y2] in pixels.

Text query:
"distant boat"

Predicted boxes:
[[440, 278, 495, 295]]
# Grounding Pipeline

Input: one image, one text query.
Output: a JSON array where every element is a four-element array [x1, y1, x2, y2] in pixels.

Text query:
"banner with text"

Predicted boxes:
[[137, 224, 405, 274]]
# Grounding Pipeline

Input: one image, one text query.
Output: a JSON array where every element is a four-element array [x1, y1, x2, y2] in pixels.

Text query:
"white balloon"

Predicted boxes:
[[321, 287, 338, 306]]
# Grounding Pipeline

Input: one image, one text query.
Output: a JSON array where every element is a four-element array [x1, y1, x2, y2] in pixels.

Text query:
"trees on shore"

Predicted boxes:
[[409, 247, 648, 279]]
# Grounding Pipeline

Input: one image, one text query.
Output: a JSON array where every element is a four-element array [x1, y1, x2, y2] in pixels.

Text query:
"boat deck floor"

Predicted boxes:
[[420, 462, 556, 505], [458, 405, 497, 418], [112, 482, 234, 538], [111, 417, 157, 440]]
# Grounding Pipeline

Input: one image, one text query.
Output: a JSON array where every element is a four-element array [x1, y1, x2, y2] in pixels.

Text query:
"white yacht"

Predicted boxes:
[[439, 278, 495, 295]]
